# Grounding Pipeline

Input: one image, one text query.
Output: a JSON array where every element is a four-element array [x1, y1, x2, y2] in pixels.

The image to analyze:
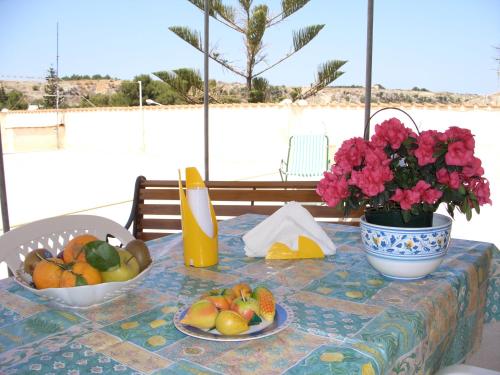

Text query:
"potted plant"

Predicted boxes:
[[316, 110, 491, 280]]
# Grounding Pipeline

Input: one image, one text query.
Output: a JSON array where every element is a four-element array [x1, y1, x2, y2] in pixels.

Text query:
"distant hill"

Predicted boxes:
[[1, 79, 498, 107]]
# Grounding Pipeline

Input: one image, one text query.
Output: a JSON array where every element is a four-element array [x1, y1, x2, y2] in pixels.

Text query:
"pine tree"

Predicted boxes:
[[169, 0, 347, 100], [44, 67, 64, 109]]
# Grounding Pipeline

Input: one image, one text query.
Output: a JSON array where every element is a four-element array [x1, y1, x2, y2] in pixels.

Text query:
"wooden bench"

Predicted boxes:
[[125, 176, 362, 241]]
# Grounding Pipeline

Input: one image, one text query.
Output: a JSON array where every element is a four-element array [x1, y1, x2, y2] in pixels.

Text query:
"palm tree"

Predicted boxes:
[[169, 0, 347, 100]]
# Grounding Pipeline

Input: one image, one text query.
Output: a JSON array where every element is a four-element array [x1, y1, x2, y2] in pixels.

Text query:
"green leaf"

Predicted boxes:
[[249, 313, 262, 326], [83, 241, 120, 271], [401, 210, 412, 223], [75, 274, 88, 286]]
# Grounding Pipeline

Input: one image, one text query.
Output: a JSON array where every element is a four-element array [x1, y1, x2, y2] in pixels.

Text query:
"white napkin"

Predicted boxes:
[[242, 201, 336, 257]]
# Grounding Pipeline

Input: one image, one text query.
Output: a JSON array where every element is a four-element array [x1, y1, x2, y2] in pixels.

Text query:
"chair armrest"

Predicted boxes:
[[124, 176, 146, 238]]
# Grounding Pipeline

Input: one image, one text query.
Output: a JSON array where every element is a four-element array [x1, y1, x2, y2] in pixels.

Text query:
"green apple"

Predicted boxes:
[[100, 249, 140, 282]]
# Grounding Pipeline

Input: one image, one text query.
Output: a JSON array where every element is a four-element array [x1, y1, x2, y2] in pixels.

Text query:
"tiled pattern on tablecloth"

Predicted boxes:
[[0, 214, 498, 375], [102, 303, 184, 351]]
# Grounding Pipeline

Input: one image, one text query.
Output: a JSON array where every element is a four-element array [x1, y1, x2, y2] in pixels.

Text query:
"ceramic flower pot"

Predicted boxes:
[[360, 213, 452, 280]]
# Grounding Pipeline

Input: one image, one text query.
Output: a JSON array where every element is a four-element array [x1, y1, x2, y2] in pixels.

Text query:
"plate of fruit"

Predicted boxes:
[[173, 283, 293, 341], [14, 236, 153, 308]]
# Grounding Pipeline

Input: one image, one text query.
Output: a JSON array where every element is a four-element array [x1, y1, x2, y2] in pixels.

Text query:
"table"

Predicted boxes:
[[0, 214, 498, 374]]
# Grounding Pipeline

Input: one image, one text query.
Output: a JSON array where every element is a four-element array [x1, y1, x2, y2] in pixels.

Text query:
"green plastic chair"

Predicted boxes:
[[279, 134, 329, 181]]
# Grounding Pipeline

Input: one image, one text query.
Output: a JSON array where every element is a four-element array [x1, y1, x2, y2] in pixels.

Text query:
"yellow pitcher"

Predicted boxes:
[[178, 167, 218, 267]]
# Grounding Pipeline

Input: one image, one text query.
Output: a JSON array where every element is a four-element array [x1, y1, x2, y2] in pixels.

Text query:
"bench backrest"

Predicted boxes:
[[126, 177, 362, 241]]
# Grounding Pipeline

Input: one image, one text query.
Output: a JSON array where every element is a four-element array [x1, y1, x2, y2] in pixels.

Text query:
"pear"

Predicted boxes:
[[215, 310, 249, 335], [180, 300, 218, 330]]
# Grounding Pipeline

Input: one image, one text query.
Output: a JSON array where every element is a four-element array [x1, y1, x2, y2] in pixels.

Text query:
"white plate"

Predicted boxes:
[[173, 303, 293, 342], [14, 263, 152, 309]]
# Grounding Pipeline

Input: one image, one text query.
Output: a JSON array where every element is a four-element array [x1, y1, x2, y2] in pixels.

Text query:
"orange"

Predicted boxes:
[[32, 258, 64, 289], [63, 234, 98, 263], [60, 262, 102, 287]]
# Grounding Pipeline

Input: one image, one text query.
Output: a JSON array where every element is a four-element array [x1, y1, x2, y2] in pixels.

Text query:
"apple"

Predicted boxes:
[[230, 297, 260, 322], [100, 249, 140, 282]]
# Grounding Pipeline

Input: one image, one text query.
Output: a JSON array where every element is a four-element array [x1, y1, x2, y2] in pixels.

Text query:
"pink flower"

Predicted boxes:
[[412, 180, 431, 195], [333, 137, 368, 173], [349, 164, 393, 197], [364, 146, 391, 167], [317, 173, 350, 207], [445, 127, 475, 150], [390, 188, 421, 210], [436, 168, 461, 189], [415, 130, 444, 166], [462, 157, 484, 178], [409, 180, 443, 204], [445, 141, 474, 166], [422, 188, 443, 204], [371, 118, 415, 150], [469, 178, 492, 205]]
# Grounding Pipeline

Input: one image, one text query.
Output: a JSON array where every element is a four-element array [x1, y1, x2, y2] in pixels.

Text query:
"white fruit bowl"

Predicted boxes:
[[14, 263, 152, 309]]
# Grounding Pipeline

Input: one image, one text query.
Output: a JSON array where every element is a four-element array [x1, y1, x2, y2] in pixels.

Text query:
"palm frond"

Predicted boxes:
[[298, 60, 347, 100], [292, 24, 324, 52], [168, 26, 203, 51], [281, 0, 310, 17]]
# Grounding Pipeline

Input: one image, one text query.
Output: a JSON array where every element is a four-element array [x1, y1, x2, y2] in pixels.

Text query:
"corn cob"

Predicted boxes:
[[253, 286, 275, 321]]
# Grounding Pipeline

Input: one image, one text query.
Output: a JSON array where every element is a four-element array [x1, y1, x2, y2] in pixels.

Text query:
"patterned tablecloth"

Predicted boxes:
[[0, 214, 499, 375]]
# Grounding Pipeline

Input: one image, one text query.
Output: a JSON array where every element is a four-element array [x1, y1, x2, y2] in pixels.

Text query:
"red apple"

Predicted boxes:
[[230, 297, 259, 322]]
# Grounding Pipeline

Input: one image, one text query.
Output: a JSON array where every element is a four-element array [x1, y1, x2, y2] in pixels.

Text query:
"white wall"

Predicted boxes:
[[0, 104, 499, 247]]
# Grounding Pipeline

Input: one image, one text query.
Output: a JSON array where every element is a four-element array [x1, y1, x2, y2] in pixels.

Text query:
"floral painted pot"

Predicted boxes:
[[360, 213, 452, 280]]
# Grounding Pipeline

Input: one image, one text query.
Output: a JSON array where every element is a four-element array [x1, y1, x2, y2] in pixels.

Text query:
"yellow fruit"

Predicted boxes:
[[180, 300, 218, 330], [215, 310, 248, 335]]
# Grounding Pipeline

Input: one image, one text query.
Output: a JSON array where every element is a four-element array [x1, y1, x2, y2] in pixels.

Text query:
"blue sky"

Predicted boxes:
[[0, 0, 499, 94]]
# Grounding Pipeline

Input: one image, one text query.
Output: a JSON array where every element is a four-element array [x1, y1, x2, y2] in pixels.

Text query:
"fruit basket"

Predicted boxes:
[[1, 215, 152, 309], [15, 263, 152, 309]]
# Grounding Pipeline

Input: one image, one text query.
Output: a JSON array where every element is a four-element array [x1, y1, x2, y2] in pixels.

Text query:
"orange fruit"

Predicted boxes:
[[60, 262, 102, 287], [32, 258, 64, 289], [63, 234, 98, 263]]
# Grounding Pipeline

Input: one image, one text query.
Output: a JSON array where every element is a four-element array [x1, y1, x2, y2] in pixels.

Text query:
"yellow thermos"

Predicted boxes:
[[178, 167, 218, 267]]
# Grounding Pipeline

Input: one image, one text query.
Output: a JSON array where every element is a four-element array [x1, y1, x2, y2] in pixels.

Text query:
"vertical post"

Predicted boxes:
[[138, 81, 145, 152], [0, 126, 10, 234], [203, 0, 210, 181], [55, 22, 60, 148], [363, 0, 374, 140]]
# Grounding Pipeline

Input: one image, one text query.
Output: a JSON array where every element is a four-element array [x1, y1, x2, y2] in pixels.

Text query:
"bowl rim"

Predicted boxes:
[[360, 213, 452, 232]]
